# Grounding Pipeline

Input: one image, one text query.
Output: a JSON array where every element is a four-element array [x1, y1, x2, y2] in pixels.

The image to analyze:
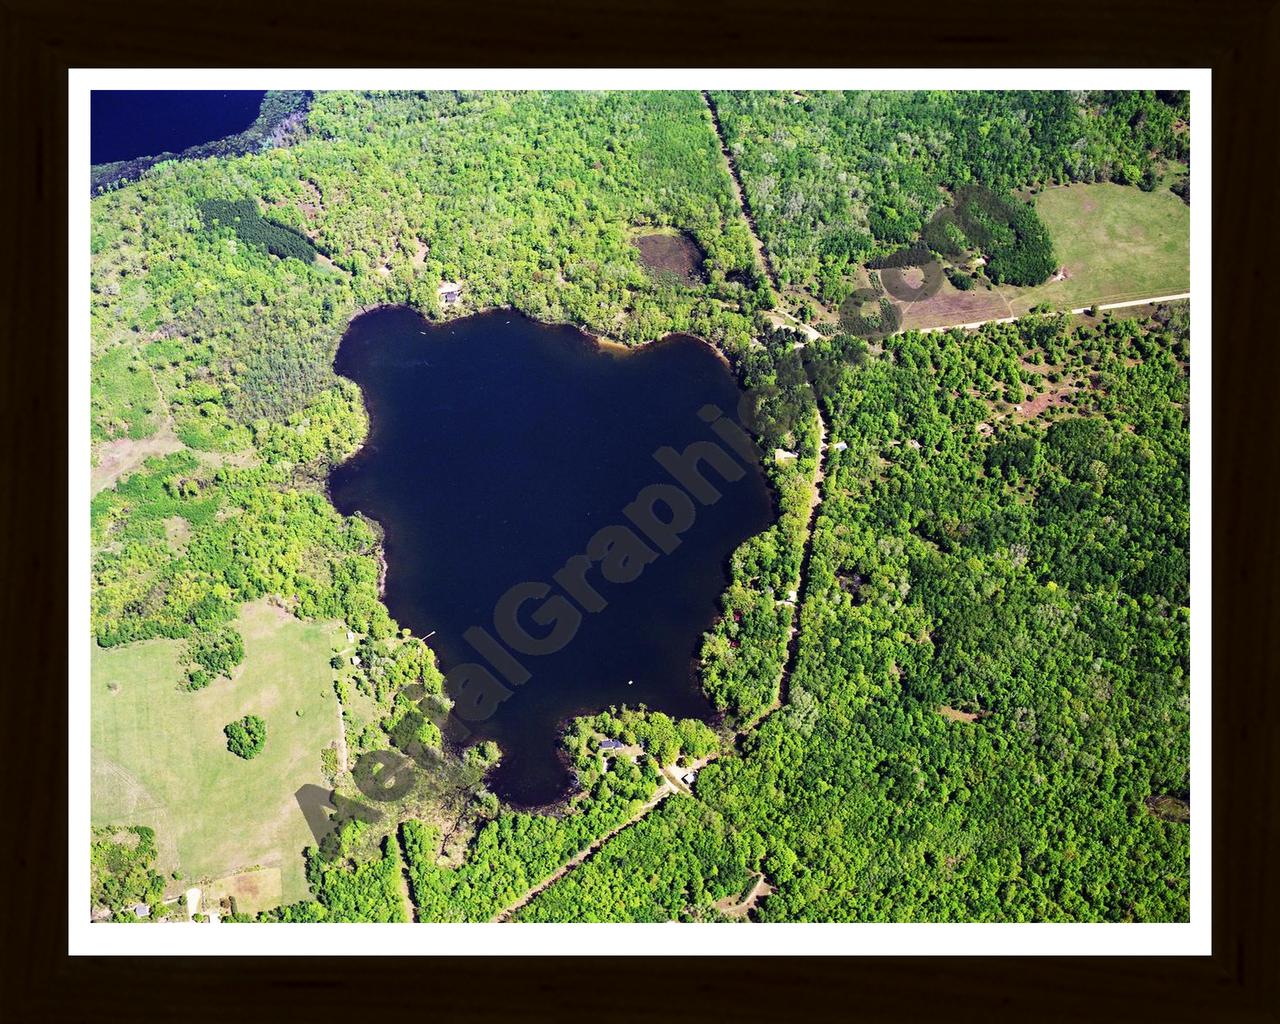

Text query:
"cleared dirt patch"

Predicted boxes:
[[195, 448, 260, 472], [897, 266, 925, 288], [1145, 794, 1190, 824], [163, 515, 191, 552], [632, 231, 707, 286], [900, 283, 1012, 331], [203, 866, 284, 917], [1017, 385, 1078, 420], [91, 427, 184, 496], [714, 873, 775, 920], [938, 705, 988, 724]]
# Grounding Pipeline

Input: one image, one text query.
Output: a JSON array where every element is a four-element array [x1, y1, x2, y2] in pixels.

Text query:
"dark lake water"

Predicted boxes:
[[329, 307, 774, 806], [91, 90, 265, 165]]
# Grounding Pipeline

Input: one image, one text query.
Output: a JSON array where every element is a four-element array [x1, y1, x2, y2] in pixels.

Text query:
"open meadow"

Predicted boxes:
[[900, 183, 1190, 329], [91, 599, 344, 906]]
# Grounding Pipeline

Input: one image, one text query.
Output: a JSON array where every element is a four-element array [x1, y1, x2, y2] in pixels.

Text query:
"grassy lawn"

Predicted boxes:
[[91, 599, 344, 906], [898, 183, 1190, 330], [1002, 182, 1190, 313], [202, 866, 284, 917]]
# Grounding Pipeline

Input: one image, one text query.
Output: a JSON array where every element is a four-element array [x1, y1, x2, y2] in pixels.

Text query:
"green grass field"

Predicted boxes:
[[1002, 182, 1190, 313], [898, 183, 1191, 331], [91, 599, 344, 905]]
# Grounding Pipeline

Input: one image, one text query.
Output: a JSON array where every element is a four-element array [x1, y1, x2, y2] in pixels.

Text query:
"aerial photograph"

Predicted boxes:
[[86, 85, 1192, 928]]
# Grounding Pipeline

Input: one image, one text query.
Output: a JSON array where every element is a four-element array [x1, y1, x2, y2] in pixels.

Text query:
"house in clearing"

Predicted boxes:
[[599, 738, 626, 751], [438, 281, 463, 305]]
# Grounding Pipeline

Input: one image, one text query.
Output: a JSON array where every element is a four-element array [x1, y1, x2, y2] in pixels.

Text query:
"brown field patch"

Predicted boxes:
[[714, 873, 775, 920], [91, 427, 184, 496], [938, 705, 988, 724], [203, 866, 284, 916], [195, 448, 260, 471], [899, 282, 1013, 331], [632, 231, 707, 286], [163, 515, 191, 551], [298, 180, 324, 221], [1017, 385, 1078, 420], [1145, 794, 1190, 824]]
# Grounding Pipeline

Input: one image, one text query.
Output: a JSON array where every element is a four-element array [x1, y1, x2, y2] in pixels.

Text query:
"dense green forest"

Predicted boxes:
[[709, 90, 1189, 303], [700, 323, 820, 722], [939, 185, 1058, 286], [90, 91, 1190, 925], [516, 794, 760, 922], [198, 198, 319, 262], [91, 91, 767, 447], [256, 820, 407, 923]]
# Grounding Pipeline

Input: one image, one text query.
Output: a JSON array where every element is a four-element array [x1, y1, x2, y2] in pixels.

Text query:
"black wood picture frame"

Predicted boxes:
[[3, 0, 1275, 1018]]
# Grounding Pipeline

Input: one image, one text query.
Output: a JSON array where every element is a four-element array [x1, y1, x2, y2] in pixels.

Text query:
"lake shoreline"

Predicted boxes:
[[351, 298, 735, 370], [90, 91, 312, 197], [327, 305, 774, 806]]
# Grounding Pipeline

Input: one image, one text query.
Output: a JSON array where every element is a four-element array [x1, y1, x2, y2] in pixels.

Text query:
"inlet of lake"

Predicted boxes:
[[329, 307, 774, 806]]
